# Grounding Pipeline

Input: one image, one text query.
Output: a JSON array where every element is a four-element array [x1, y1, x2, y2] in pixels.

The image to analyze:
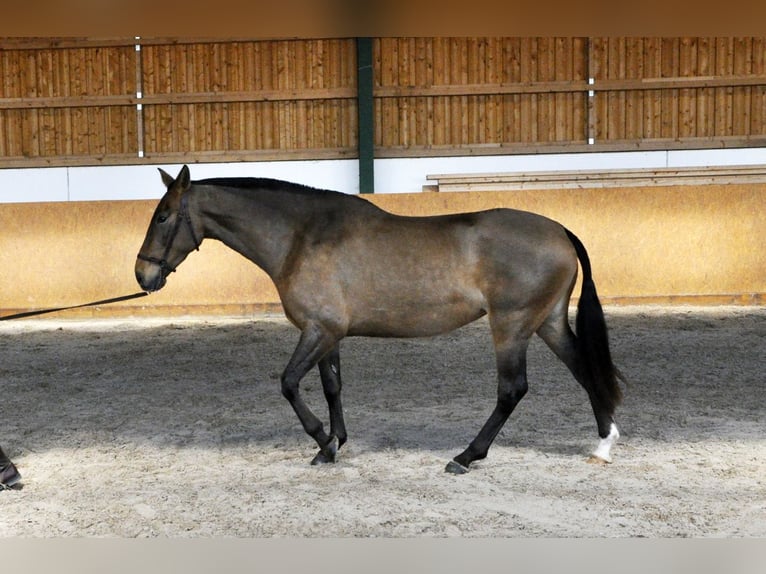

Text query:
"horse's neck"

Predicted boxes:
[[195, 188, 304, 278]]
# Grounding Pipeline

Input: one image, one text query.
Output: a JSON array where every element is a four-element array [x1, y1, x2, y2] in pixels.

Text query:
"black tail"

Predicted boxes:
[[564, 229, 623, 414]]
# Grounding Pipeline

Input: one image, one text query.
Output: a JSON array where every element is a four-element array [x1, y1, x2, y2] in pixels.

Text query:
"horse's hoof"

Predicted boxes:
[[444, 460, 470, 475], [311, 437, 338, 465], [0, 462, 21, 490], [586, 454, 610, 465]]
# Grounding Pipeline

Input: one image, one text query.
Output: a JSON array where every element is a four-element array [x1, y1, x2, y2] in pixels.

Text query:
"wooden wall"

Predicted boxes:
[[374, 38, 589, 151], [2, 37, 765, 169], [590, 38, 766, 145], [1, 184, 764, 319]]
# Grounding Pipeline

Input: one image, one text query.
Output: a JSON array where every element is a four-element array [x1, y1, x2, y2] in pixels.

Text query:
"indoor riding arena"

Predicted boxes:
[[1, 37, 764, 538]]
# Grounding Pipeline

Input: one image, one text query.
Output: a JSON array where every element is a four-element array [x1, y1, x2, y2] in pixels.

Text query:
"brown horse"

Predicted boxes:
[[136, 165, 623, 473]]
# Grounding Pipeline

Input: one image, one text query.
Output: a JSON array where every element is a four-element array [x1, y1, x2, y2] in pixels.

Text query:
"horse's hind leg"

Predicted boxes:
[[314, 344, 347, 464], [536, 301, 620, 463], [281, 324, 341, 465], [446, 317, 531, 474]]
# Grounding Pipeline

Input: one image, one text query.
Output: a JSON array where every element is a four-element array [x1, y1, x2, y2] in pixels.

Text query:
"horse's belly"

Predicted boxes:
[[346, 293, 486, 338]]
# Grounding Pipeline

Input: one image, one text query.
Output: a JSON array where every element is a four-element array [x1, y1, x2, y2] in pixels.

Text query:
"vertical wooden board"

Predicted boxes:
[[308, 42, 321, 148], [37, 107, 53, 156], [519, 38, 533, 143], [221, 46, 235, 150], [90, 46, 104, 96], [536, 38, 551, 142], [375, 38, 388, 147], [465, 39, 477, 143], [431, 39, 445, 145], [382, 38, 399, 146], [713, 38, 729, 136], [179, 46, 192, 152], [416, 38, 430, 146], [241, 101, 254, 150], [615, 37, 628, 141], [411, 39, 424, 146], [342, 36, 355, 138], [372, 39, 383, 147], [484, 38, 499, 143], [732, 37, 752, 135], [349, 97, 359, 149], [0, 50, 8, 97], [20, 109, 30, 159], [4, 110, 19, 156], [623, 38, 641, 142], [37, 50, 51, 98], [405, 38, 417, 146], [292, 42, 306, 148], [165, 47, 178, 153], [589, 37, 604, 141], [71, 106, 86, 155], [142, 106, 155, 154], [6, 51, 20, 97], [62, 108, 74, 156], [695, 37, 711, 137], [116, 107, 134, 155], [452, 38, 467, 144], [660, 38, 679, 139], [604, 38, 619, 140], [195, 45, 210, 151], [560, 37, 574, 141], [103, 105, 116, 155], [678, 37, 694, 138], [221, 101, 229, 151], [243, 47, 257, 150], [751, 38, 765, 135], [575, 37, 589, 142], [0, 111, 6, 156], [58, 51, 72, 156], [252, 48, 271, 149], [146, 46, 161, 152], [22, 50, 36, 97]]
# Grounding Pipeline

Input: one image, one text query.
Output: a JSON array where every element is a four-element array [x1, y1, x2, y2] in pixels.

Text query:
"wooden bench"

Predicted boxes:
[[424, 164, 766, 192]]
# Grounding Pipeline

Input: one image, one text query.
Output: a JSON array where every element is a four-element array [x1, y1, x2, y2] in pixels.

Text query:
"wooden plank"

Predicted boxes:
[[520, 38, 535, 143], [679, 37, 695, 138], [752, 37, 766, 136], [373, 134, 766, 158], [426, 164, 766, 191], [428, 164, 766, 182]]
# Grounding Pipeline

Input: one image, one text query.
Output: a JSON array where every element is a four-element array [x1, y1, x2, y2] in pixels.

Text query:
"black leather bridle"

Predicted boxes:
[[136, 193, 201, 275]]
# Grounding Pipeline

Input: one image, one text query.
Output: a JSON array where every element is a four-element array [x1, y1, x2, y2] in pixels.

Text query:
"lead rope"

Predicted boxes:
[[0, 291, 148, 321]]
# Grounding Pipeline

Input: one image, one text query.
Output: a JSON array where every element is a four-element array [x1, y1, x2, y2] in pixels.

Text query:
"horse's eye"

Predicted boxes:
[[157, 214, 169, 224]]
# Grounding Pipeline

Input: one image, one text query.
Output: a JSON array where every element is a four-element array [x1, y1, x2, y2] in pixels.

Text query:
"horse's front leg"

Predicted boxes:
[[281, 324, 340, 465], [0, 446, 21, 490]]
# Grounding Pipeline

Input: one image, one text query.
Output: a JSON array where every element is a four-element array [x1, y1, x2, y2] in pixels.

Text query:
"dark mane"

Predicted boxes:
[[194, 177, 342, 198]]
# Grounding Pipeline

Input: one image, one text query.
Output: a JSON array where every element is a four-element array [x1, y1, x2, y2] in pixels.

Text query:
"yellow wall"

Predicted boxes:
[[1, 183, 764, 319]]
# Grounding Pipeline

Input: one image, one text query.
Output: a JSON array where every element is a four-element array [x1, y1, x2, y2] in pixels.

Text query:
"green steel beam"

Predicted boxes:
[[356, 37, 374, 193]]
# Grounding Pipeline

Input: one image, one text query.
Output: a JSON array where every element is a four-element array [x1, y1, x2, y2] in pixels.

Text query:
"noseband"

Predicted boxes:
[[137, 194, 200, 274]]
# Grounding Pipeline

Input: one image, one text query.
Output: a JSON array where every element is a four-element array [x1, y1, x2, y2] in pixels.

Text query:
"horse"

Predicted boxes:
[[0, 447, 21, 490], [135, 165, 623, 474]]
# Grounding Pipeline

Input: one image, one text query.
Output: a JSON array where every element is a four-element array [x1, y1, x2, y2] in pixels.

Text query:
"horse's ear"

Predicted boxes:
[[158, 165, 191, 194], [158, 168, 175, 188], [177, 165, 191, 193]]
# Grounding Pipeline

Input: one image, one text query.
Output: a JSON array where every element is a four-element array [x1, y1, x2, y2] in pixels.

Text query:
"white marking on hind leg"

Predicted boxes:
[[589, 423, 620, 463]]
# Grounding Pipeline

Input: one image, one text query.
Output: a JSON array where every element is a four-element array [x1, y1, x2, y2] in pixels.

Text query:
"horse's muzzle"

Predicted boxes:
[[135, 259, 167, 293]]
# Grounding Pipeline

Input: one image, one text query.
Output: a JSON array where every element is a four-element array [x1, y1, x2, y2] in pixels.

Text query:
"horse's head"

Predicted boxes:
[[135, 165, 202, 292]]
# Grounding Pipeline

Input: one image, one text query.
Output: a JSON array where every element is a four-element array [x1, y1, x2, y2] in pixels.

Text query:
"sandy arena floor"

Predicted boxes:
[[1, 306, 764, 537]]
